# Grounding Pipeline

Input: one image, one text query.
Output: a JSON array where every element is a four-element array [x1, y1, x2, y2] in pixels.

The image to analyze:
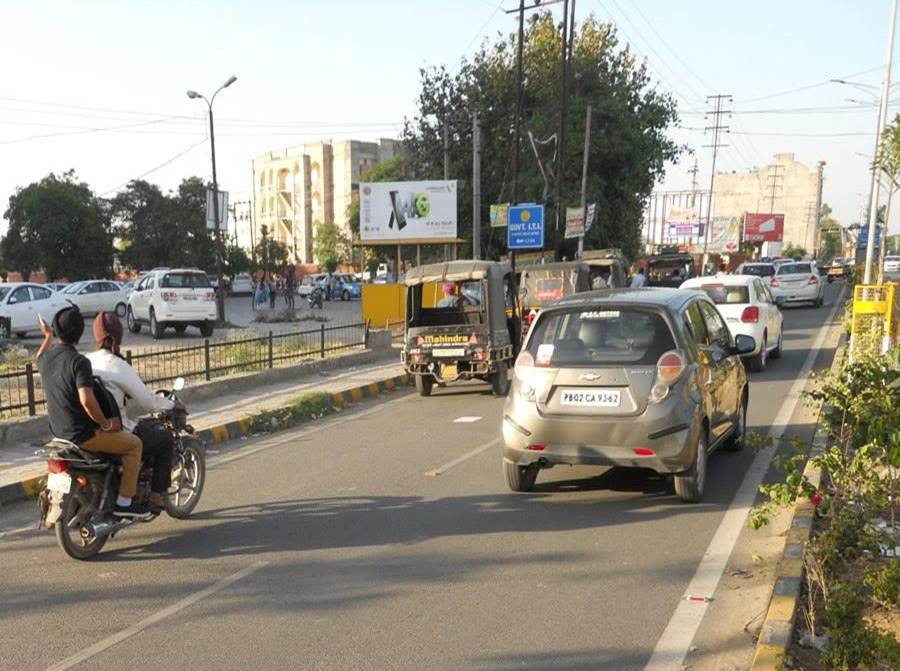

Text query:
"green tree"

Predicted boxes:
[[875, 115, 900, 276], [401, 12, 681, 260], [782, 243, 808, 259], [222, 235, 251, 277], [254, 225, 290, 279], [2, 171, 113, 280], [313, 221, 351, 268], [818, 203, 842, 261]]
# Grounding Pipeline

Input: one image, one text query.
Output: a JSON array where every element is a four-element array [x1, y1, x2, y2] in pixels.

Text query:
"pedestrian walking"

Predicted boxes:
[[268, 279, 276, 309]]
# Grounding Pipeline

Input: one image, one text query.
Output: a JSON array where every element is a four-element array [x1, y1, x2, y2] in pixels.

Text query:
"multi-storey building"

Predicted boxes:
[[251, 138, 399, 264]]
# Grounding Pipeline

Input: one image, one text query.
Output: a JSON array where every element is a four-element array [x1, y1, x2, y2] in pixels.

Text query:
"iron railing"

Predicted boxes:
[[0, 322, 369, 418]]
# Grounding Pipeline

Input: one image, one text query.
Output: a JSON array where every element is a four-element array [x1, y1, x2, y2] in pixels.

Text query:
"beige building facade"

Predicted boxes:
[[714, 153, 825, 253], [251, 138, 400, 264]]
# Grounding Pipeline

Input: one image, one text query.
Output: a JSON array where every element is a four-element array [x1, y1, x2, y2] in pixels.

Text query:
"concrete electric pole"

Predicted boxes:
[[702, 94, 732, 267], [472, 112, 481, 260]]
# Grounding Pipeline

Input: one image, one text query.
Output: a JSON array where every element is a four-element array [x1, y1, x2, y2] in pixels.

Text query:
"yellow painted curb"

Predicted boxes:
[[349, 387, 364, 403], [209, 425, 230, 444], [368, 382, 381, 397]]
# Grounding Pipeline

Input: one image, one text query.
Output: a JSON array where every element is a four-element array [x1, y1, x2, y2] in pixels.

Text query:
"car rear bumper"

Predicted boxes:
[[772, 284, 819, 302], [501, 392, 702, 474]]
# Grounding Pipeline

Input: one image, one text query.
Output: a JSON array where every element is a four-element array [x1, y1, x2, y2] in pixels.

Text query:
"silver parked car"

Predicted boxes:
[[501, 288, 754, 502]]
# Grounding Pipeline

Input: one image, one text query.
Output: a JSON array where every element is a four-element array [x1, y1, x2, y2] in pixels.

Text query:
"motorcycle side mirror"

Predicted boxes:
[[172, 377, 186, 392]]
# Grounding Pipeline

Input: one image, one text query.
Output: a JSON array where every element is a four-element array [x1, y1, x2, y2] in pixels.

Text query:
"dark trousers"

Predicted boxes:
[[134, 419, 174, 493]]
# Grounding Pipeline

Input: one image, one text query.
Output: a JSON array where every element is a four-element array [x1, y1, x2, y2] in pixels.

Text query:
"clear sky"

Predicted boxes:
[[1, 0, 897, 237]]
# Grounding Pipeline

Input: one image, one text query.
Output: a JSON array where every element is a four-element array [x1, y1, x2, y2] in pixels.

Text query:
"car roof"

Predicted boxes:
[[681, 274, 759, 287], [546, 287, 696, 312], [741, 262, 774, 267]]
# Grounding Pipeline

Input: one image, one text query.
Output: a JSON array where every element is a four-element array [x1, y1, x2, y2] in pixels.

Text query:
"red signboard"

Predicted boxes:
[[743, 213, 784, 242]]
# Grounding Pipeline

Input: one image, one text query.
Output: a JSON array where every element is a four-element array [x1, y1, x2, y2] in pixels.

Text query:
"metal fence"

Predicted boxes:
[[0, 322, 369, 419], [385, 319, 405, 344], [850, 283, 899, 360]]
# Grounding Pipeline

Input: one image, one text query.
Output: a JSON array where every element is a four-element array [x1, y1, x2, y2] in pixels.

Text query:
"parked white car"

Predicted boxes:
[[770, 261, 825, 307], [884, 255, 900, 275], [126, 268, 217, 340], [231, 273, 254, 295], [681, 275, 784, 372], [59, 280, 129, 317], [297, 274, 327, 297], [0, 283, 68, 337]]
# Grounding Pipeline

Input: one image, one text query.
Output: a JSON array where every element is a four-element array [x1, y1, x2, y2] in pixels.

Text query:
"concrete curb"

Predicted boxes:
[[0, 372, 412, 510], [749, 339, 846, 671]]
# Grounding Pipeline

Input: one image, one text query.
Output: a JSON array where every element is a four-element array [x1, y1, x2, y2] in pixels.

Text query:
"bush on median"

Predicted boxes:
[[248, 391, 337, 434]]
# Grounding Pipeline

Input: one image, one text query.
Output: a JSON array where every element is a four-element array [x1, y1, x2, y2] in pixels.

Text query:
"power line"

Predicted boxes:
[[702, 93, 732, 258], [0, 114, 184, 145], [99, 138, 209, 196], [461, 0, 506, 55], [735, 62, 899, 104]]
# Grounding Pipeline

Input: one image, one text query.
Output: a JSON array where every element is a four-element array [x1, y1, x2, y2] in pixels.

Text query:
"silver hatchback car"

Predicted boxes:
[[501, 288, 754, 502]]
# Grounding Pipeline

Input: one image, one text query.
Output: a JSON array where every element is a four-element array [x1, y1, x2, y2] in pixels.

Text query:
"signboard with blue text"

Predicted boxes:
[[857, 223, 883, 248], [508, 204, 545, 250]]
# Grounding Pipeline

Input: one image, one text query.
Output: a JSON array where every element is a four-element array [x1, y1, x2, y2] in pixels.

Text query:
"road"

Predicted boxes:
[[0, 282, 844, 671]]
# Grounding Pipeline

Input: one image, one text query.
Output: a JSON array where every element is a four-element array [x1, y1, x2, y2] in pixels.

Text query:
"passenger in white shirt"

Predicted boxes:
[[87, 313, 176, 510], [629, 267, 647, 288]]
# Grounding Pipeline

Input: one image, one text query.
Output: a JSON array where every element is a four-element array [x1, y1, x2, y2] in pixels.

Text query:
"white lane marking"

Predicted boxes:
[[643, 287, 845, 671], [453, 416, 483, 423], [44, 560, 269, 671], [425, 438, 499, 477], [212, 391, 417, 467], [0, 524, 35, 538]]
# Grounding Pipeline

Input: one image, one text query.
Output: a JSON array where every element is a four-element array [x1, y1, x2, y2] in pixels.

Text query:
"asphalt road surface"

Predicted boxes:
[[0, 282, 845, 671]]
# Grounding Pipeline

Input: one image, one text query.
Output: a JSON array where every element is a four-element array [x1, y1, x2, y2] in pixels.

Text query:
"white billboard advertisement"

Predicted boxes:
[[359, 180, 457, 242]]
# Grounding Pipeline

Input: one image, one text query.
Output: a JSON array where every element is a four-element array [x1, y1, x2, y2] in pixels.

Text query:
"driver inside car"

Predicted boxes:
[[87, 312, 178, 511]]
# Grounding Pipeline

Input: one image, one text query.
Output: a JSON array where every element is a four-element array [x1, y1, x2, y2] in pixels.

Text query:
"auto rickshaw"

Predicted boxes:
[[580, 248, 628, 289], [646, 250, 696, 287], [518, 261, 591, 336], [402, 261, 520, 397]]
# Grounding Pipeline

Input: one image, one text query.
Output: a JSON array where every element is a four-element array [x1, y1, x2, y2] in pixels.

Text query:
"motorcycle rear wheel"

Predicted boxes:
[[165, 439, 206, 519], [55, 489, 107, 560]]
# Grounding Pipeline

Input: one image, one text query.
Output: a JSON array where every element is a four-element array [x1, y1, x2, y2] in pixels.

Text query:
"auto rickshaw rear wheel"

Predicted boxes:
[[415, 375, 434, 397]]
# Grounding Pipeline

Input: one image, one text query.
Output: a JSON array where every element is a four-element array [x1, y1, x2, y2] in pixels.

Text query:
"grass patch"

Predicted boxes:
[[252, 309, 329, 324], [248, 391, 337, 434]]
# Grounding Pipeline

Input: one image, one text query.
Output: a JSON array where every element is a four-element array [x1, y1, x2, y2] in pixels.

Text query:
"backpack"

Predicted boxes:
[[92, 376, 121, 421]]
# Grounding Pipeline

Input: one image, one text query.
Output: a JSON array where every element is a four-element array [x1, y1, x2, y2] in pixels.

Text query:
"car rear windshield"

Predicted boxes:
[[778, 263, 812, 275], [527, 308, 676, 366], [741, 264, 774, 277], [160, 272, 212, 289], [696, 284, 750, 304]]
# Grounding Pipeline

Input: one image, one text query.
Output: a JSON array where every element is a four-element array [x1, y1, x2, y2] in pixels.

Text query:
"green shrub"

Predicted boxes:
[[249, 391, 336, 434], [866, 561, 900, 609]]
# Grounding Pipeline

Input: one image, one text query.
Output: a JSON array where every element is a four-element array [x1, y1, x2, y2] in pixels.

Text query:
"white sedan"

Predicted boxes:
[[59, 280, 129, 317], [769, 261, 825, 307], [681, 274, 784, 372], [0, 283, 69, 338]]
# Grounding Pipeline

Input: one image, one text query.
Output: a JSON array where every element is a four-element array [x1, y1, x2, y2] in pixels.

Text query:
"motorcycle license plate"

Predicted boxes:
[[46, 472, 71, 494], [560, 388, 621, 407]]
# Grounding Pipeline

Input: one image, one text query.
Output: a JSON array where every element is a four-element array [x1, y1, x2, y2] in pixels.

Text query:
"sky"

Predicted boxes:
[[1, 0, 898, 241]]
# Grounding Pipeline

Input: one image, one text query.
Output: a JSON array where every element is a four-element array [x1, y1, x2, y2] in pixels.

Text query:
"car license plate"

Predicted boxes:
[[46, 472, 71, 494], [182, 295, 197, 301], [436, 348, 465, 358], [560, 388, 621, 407]]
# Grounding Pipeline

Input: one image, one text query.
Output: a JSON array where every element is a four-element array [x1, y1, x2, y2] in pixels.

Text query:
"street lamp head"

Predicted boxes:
[[186, 90, 201, 99], [223, 75, 237, 88]]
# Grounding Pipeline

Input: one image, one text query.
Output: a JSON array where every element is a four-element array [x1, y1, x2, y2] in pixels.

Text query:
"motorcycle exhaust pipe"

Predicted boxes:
[[83, 518, 130, 539]]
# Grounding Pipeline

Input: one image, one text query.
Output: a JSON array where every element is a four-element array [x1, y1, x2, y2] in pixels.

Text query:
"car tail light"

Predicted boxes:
[[807, 275, 818, 285], [161, 291, 178, 302], [633, 448, 655, 456], [770, 277, 780, 288], [740, 306, 760, 323], [204, 291, 215, 301], [47, 459, 68, 474], [656, 351, 685, 384], [527, 444, 545, 451]]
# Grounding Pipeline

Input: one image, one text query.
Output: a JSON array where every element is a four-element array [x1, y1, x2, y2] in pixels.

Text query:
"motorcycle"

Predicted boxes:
[[308, 285, 324, 309], [37, 377, 206, 560]]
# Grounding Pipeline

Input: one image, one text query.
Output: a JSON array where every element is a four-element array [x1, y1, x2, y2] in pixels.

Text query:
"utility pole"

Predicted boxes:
[[578, 103, 592, 257], [702, 94, 732, 267], [766, 163, 785, 212], [813, 161, 825, 259], [688, 158, 700, 206], [472, 112, 482, 260], [555, 0, 572, 258], [443, 117, 449, 180], [864, 0, 898, 283]]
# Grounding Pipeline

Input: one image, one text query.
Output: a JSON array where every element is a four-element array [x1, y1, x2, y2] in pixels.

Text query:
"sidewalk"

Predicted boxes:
[[0, 358, 406, 501]]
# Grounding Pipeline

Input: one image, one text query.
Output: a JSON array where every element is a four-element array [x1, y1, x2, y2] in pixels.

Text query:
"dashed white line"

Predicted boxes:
[[424, 438, 499, 477]]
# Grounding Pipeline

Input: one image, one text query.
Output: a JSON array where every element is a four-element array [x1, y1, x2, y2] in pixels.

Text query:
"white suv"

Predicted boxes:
[[126, 268, 217, 339]]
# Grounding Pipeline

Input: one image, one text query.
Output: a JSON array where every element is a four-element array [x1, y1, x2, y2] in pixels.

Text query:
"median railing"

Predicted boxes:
[[0, 322, 369, 418]]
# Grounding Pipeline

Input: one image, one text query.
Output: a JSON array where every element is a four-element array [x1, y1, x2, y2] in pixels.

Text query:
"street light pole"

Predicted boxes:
[[863, 0, 898, 284], [187, 75, 237, 324]]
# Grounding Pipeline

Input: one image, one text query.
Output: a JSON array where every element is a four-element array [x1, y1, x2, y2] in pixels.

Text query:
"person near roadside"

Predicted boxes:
[[629, 267, 646, 288], [87, 312, 178, 512], [327, 273, 338, 302], [36, 307, 149, 519], [268, 278, 277, 309]]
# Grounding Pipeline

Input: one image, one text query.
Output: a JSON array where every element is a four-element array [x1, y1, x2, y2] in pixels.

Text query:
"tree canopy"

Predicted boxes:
[[401, 11, 681, 260], [1, 171, 113, 280], [313, 221, 351, 268], [255, 225, 290, 278]]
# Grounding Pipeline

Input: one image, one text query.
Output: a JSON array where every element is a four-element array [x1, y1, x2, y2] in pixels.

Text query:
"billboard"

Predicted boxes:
[[706, 215, 741, 253], [857, 223, 883, 248], [206, 189, 229, 231], [490, 203, 509, 228], [564, 203, 596, 239], [359, 180, 457, 242], [666, 206, 701, 238], [743, 213, 784, 242]]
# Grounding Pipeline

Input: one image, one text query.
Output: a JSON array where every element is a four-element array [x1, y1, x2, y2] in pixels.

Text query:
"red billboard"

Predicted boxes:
[[743, 213, 784, 243]]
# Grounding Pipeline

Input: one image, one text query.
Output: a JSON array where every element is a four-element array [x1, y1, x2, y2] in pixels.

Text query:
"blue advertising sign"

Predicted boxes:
[[508, 204, 545, 250], [858, 223, 883, 248]]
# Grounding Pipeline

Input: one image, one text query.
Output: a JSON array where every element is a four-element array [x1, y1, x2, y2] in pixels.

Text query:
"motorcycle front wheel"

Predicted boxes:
[[55, 487, 107, 561], [165, 438, 206, 519]]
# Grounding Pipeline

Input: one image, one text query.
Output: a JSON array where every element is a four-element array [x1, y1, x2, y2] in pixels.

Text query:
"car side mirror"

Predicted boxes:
[[7, 297, 16, 304], [774, 295, 786, 307], [734, 334, 756, 355], [79, 289, 89, 295]]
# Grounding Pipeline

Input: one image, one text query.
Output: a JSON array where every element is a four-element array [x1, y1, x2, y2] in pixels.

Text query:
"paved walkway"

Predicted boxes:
[[0, 359, 404, 490]]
